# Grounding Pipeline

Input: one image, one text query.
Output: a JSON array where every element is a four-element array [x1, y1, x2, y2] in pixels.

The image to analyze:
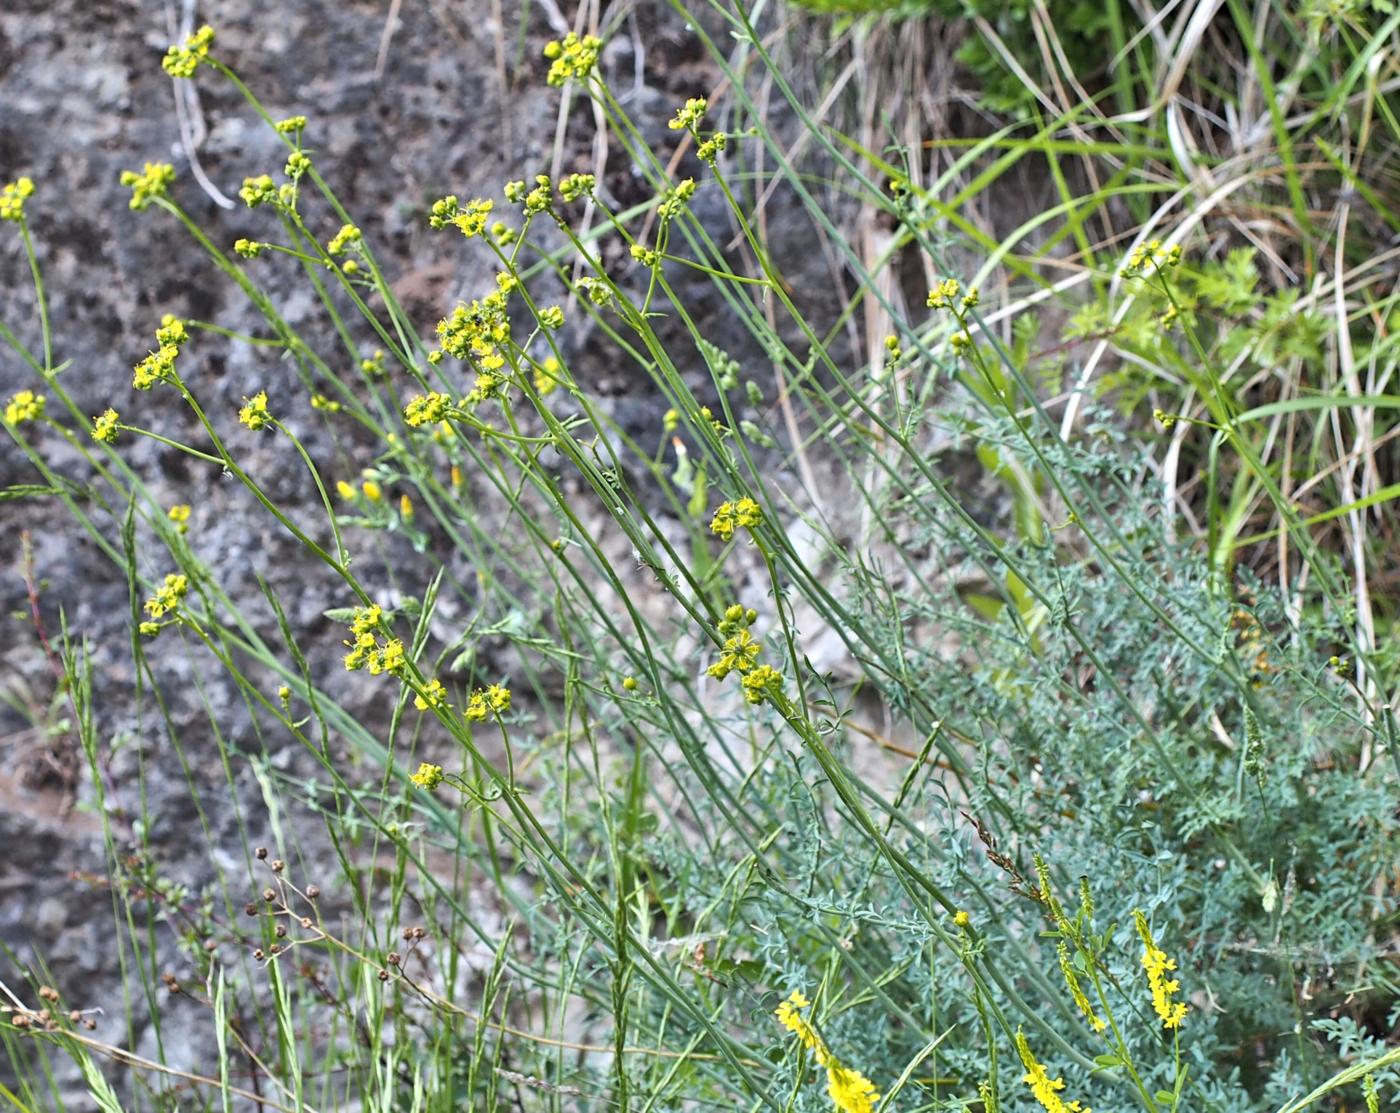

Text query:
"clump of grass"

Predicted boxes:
[[2, 6, 1397, 1112]]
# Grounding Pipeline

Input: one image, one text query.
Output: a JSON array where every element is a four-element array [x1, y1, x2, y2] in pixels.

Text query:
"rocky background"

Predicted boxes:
[[0, 0, 876, 1103]]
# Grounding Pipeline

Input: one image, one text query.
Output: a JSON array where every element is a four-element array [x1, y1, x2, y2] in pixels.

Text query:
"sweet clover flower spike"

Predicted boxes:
[[669, 98, 707, 131], [4, 390, 45, 425], [774, 991, 880, 1113], [239, 391, 271, 431], [1057, 943, 1107, 1032], [410, 762, 444, 790], [326, 223, 361, 255], [404, 392, 451, 427], [710, 497, 762, 541], [1014, 1029, 1089, 1113], [543, 32, 602, 86], [1135, 911, 1189, 1029], [92, 408, 121, 443], [162, 24, 214, 78], [0, 177, 35, 222], [144, 573, 188, 619], [120, 163, 175, 211]]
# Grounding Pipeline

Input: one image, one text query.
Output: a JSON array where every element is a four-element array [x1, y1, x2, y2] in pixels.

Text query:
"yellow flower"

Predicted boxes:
[[709, 497, 762, 541], [414, 679, 447, 711], [144, 573, 189, 619], [533, 356, 563, 397], [404, 392, 451, 427], [92, 408, 121, 443], [409, 762, 444, 790], [774, 991, 880, 1113], [825, 1064, 880, 1113], [4, 390, 45, 425], [369, 638, 406, 676], [954, 910, 971, 928], [669, 97, 708, 131], [167, 504, 192, 533], [133, 345, 178, 390], [162, 24, 214, 78], [0, 177, 36, 223], [1135, 911, 1188, 1029], [361, 479, 383, 502], [239, 391, 271, 431], [1058, 943, 1107, 1032], [336, 480, 356, 500], [327, 223, 361, 256], [1015, 1029, 1089, 1113], [274, 115, 307, 135], [120, 162, 176, 210], [774, 991, 822, 1056], [399, 493, 414, 520], [542, 32, 602, 86], [239, 174, 278, 208], [740, 664, 781, 705]]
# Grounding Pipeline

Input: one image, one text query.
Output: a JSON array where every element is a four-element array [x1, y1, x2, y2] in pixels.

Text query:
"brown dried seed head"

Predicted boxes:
[[38, 986, 59, 1002], [262, 887, 276, 902], [69, 1010, 81, 1023], [244, 902, 259, 917], [253, 948, 265, 961], [161, 972, 179, 991], [12, 1014, 30, 1028], [271, 859, 285, 873], [387, 951, 401, 966], [275, 924, 287, 938], [269, 944, 281, 956], [305, 884, 320, 900], [299, 916, 313, 929], [255, 847, 268, 860], [83, 1017, 97, 1030], [377, 969, 389, 981]]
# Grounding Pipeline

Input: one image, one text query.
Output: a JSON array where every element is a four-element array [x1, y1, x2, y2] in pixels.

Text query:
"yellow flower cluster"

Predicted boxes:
[[144, 573, 189, 619], [543, 32, 602, 86], [669, 98, 707, 132], [433, 292, 511, 371], [91, 408, 121, 443], [658, 178, 696, 220], [1057, 943, 1106, 1032], [926, 278, 978, 312], [239, 174, 279, 208], [558, 174, 595, 203], [706, 605, 783, 705], [464, 684, 511, 722], [414, 679, 448, 711], [1122, 239, 1181, 277], [120, 162, 175, 211], [410, 762, 444, 790], [1135, 911, 1188, 1029], [0, 177, 35, 223], [707, 605, 760, 680], [239, 391, 271, 431], [167, 504, 192, 533], [404, 392, 451, 427], [327, 223, 361, 256], [533, 356, 563, 397], [285, 151, 312, 180], [162, 24, 214, 78], [4, 390, 45, 425], [709, 497, 761, 540], [274, 115, 308, 135], [342, 605, 406, 676], [774, 991, 880, 1113], [1014, 1029, 1089, 1113], [132, 315, 189, 390]]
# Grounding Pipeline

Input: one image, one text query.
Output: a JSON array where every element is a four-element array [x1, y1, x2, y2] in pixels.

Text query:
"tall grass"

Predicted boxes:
[[2, 1, 1397, 1110]]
